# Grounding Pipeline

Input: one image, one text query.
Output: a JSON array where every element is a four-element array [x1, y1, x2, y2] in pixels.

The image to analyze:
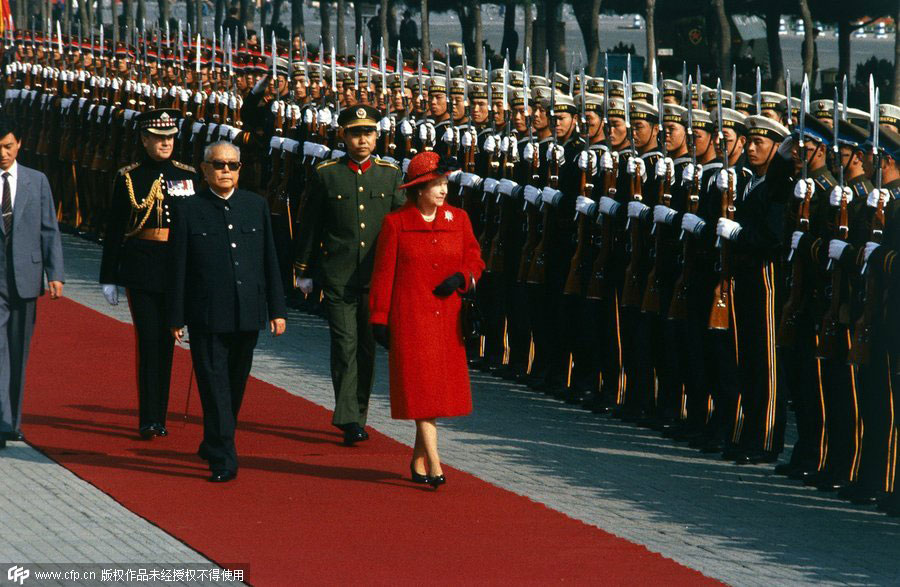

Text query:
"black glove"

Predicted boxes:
[[373, 324, 390, 349], [433, 272, 465, 297]]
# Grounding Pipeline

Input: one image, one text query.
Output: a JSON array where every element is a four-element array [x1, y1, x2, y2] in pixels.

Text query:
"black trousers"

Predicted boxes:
[[126, 288, 175, 428], [190, 329, 259, 473]]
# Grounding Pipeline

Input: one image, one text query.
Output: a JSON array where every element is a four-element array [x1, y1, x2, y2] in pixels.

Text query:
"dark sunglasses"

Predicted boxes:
[[207, 160, 242, 171]]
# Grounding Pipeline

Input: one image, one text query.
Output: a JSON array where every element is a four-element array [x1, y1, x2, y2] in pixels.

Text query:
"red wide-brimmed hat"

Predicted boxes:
[[398, 151, 449, 190]]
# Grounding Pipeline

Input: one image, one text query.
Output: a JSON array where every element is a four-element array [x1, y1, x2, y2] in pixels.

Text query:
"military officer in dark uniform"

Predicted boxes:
[[293, 104, 405, 445], [99, 108, 198, 439]]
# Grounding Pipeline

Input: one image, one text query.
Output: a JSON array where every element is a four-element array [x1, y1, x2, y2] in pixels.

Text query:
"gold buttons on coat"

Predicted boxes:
[[358, 186, 364, 192], [360, 241, 366, 247], [360, 223, 366, 229], [359, 204, 365, 210], [337, 194, 343, 200]]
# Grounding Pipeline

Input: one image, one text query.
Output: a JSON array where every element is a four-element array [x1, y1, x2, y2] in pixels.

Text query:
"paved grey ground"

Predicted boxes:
[[0, 442, 241, 585], [19, 233, 900, 586]]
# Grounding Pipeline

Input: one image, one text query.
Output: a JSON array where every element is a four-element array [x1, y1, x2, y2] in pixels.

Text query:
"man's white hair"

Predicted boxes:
[[203, 140, 241, 162]]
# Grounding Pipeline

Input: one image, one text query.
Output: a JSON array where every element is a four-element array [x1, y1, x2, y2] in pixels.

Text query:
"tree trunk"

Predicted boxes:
[[64, 0, 71, 41], [502, 0, 516, 62], [337, 0, 346, 54], [380, 0, 388, 53], [764, 2, 784, 93], [239, 0, 250, 30], [837, 16, 851, 85], [798, 0, 814, 83], [524, 0, 533, 70], [712, 0, 730, 86], [292, 0, 305, 38], [646, 0, 656, 80], [320, 1, 332, 53], [533, 0, 546, 74], [456, 3, 474, 60], [570, 0, 601, 75], [545, 0, 559, 70], [420, 0, 429, 60], [894, 0, 900, 104], [159, 0, 170, 28], [472, 0, 483, 67], [214, 0, 225, 32], [112, 0, 119, 47]]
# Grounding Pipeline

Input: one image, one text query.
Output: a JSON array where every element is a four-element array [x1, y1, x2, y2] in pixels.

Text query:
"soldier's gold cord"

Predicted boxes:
[[124, 172, 165, 237]]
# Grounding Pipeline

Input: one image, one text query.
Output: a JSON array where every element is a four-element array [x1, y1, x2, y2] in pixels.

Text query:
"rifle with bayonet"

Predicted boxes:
[[668, 78, 701, 320], [621, 60, 648, 309], [641, 69, 672, 314], [849, 84, 885, 365], [486, 56, 512, 273], [564, 67, 593, 296], [708, 80, 735, 331], [525, 64, 560, 286], [585, 55, 619, 300], [777, 78, 812, 347]]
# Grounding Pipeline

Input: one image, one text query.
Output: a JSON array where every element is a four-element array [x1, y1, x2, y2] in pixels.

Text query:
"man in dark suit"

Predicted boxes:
[[0, 115, 65, 449], [168, 140, 287, 482]]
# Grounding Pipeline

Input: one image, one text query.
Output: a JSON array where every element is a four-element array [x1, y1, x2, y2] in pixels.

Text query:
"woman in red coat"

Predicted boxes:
[[369, 152, 485, 488]]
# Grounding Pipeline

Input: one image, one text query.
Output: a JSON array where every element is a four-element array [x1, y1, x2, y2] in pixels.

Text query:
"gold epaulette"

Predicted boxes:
[[374, 158, 400, 170], [173, 161, 196, 173], [315, 159, 340, 171], [118, 162, 141, 176]]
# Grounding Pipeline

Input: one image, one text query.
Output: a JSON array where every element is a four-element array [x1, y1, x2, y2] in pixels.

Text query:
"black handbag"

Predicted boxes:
[[460, 274, 482, 342]]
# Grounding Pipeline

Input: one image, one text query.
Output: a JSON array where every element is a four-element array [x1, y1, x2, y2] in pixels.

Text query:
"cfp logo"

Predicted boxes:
[[6, 566, 29, 585]]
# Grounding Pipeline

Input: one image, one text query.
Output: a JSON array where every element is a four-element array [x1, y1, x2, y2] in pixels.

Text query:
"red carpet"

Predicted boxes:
[[24, 297, 719, 585]]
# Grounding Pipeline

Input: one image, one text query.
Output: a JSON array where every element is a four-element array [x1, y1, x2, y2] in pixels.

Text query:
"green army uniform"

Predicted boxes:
[[294, 106, 405, 432]]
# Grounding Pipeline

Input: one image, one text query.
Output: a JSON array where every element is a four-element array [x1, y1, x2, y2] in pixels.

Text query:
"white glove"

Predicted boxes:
[[681, 163, 695, 185], [523, 185, 542, 205], [302, 141, 317, 157], [830, 185, 853, 207], [598, 196, 620, 217], [717, 218, 742, 241], [626, 157, 645, 179], [460, 173, 482, 189], [716, 168, 737, 192], [599, 150, 615, 172], [546, 144, 565, 165], [681, 213, 705, 235], [295, 277, 313, 294], [314, 144, 332, 159], [793, 178, 815, 200], [441, 127, 456, 145], [400, 120, 414, 136], [303, 108, 315, 125], [776, 136, 794, 160], [402, 158, 411, 174], [448, 169, 463, 184], [101, 284, 118, 306], [379, 156, 398, 165], [461, 129, 475, 148], [378, 116, 392, 132], [576, 195, 597, 216], [627, 200, 650, 220], [863, 241, 880, 263], [541, 187, 563, 206], [482, 178, 499, 195], [483, 134, 497, 153], [522, 142, 537, 163], [828, 239, 849, 262], [419, 122, 435, 144], [317, 107, 332, 127], [867, 188, 890, 208], [655, 157, 675, 183], [653, 205, 677, 225], [790, 230, 804, 251], [499, 136, 511, 154], [330, 149, 346, 160], [497, 179, 519, 196], [577, 151, 598, 172]]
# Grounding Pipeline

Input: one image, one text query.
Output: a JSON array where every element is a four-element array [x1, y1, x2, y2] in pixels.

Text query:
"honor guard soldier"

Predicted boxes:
[[293, 104, 405, 445], [99, 108, 198, 439]]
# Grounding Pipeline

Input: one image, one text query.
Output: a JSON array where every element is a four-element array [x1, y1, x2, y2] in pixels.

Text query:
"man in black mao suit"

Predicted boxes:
[[168, 141, 287, 483]]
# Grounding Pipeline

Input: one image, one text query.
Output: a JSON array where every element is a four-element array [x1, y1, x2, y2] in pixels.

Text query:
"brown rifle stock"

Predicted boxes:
[[776, 185, 813, 347], [620, 171, 646, 308], [708, 181, 735, 330], [848, 196, 886, 365]]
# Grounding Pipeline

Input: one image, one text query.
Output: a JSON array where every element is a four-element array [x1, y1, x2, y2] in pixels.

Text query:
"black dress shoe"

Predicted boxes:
[[0, 438, 5, 449], [2, 431, 24, 442], [774, 462, 797, 476], [733, 450, 779, 465], [208, 470, 237, 483], [342, 424, 368, 446], [410, 461, 430, 484], [788, 467, 818, 481], [838, 484, 882, 505], [138, 425, 156, 440], [197, 445, 211, 460], [427, 474, 446, 489], [152, 424, 168, 437]]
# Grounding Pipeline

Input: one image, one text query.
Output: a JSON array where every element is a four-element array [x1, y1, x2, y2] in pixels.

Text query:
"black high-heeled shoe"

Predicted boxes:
[[427, 474, 446, 489], [410, 461, 430, 484]]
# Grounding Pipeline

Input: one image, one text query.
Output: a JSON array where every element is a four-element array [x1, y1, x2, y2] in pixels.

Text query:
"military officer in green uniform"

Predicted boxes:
[[293, 105, 405, 445]]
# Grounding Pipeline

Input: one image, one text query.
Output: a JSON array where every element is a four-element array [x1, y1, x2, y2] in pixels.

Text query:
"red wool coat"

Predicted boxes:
[[369, 203, 485, 420]]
